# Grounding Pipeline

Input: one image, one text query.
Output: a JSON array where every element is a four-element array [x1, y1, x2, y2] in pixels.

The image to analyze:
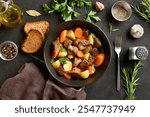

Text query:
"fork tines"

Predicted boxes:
[[115, 36, 122, 48]]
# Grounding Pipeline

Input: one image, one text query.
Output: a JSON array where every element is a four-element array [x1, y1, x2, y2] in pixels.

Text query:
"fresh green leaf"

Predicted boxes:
[[77, 1, 84, 7], [85, 10, 101, 22], [85, 16, 92, 22], [132, 0, 150, 23], [83, 1, 93, 8], [88, 11, 96, 16], [90, 15, 101, 22], [108, 22, 119, 34], [74, 11, 81, 17], [61, 47, 67, 52], [50, 59, 54, 63], [108, 22, 113, 34], [112, 29, 119, 32], [42, 0, 93, 22], [122, 61, 142, 100], [30, 55, 45, 64], [42, 4, 54, 14], [59, 58, 67, 65]]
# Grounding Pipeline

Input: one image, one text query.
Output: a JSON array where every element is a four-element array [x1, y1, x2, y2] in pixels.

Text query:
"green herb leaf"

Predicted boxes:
[[74, 11, 81, 17], [50, 59, 54, 63], [42, 0, 93, 22], [108, 22, 119, 34], [61, 47, 67, 52], [132, 0, 150, 23], [122, 61, 142, 100], [30, 55, 45, 64], [59, 58, 67, 65], [42, 4, 54, 14], [108, 22, 113, 34], [112, 29, 119, 32], [85, 10, 101, 22]]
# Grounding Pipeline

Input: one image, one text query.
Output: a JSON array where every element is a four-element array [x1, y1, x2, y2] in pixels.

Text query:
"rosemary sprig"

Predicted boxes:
[[122, 61, 142, 100], [108, 22, 119, 34], [30, 55, 45, 64], [132, 0, 150, 23]]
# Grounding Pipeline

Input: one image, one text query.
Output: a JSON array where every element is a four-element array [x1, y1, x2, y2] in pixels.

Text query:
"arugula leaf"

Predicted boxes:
[[85, 11, 101, 22]]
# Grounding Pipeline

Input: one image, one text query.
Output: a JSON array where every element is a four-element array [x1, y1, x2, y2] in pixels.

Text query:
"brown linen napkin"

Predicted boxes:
[[0, 63, 86, 100], [43, 79, 86, 100]]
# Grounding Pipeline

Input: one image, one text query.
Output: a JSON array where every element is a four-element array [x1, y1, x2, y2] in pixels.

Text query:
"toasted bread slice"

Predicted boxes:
[[24, 21, 49, 39], [22, 30, 43, 53]]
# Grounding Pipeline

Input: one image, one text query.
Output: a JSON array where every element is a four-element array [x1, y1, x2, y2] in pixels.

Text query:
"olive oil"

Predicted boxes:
[[0, 2, 23, 27]]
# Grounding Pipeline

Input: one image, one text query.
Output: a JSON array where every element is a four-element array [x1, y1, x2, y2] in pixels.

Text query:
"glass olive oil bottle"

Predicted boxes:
[[0, 0, 23, 28]]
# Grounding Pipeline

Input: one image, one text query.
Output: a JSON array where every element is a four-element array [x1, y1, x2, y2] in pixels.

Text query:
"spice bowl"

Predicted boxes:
[[111, 1, 132, 21], [0, 41, 18, 61]]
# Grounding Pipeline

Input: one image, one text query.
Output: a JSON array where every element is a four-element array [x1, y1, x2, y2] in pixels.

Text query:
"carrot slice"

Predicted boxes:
[[60, 30, 68, 43], [51, 50, 60, 59], [94, 53, 105, 67], [77, 50, 84, 58], [64, 73, 71, 79], [87, 65, 95, 75], [74, 27, 83, 39]]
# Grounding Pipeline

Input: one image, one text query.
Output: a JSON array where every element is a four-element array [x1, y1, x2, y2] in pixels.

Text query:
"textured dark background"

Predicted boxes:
[[0, 0, 149, 100]]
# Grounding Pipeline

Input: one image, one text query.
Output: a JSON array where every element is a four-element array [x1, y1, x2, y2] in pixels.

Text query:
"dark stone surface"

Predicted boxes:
[[0, 0, 149, 100]]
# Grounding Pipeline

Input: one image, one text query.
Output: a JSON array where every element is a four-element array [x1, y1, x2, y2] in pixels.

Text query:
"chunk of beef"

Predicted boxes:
[[73, 57, 82, 67], [68, 45, 78, 55], [83, 29, 89, 37], [78, 43, 86, 50], [88, 55, 95, 65], [90, 48, 99, 58], [52, 38, 62, 58], [78, 59, 89, 70], [78, 40, 91, 50], [63, 38, 73, 48], [93, 37, 102, 48], [56, 66, 66, 76], [80, 40, 90, 46], [69, 67, 81, 78], [73, 39, 81, 46]]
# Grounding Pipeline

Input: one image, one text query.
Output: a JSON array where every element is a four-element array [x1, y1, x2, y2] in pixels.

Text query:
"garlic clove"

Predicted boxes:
[[130, 24, 144, 39], [95, 2, 105, 11]]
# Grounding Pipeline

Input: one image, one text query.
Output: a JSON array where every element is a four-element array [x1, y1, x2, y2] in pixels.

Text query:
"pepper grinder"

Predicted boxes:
[[129, 46, 148, 60]]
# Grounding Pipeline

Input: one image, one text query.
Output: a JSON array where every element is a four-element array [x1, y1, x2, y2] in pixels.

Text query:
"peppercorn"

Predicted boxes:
[[0, 41, 18, 60]]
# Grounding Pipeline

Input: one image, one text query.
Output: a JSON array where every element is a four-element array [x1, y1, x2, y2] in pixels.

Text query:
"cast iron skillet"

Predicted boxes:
[[44, 20, 111, 87]]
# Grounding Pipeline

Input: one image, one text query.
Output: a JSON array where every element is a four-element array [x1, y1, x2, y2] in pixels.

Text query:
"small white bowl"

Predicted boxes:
[[111, 1, 132, 21], [0, 41, 18, 61]]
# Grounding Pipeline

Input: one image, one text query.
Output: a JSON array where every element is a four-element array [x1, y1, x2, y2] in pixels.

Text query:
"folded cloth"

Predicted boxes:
[[43, 79, 86, 100], [0, 63, 86, 100]]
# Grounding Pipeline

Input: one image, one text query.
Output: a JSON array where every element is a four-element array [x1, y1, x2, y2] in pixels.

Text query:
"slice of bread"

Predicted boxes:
[[21, 30, 43, 53], [24, 21, 49, 39]]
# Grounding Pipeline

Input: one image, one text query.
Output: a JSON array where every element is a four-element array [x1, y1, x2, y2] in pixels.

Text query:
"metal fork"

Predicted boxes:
[[115, 36, 122, 92]]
